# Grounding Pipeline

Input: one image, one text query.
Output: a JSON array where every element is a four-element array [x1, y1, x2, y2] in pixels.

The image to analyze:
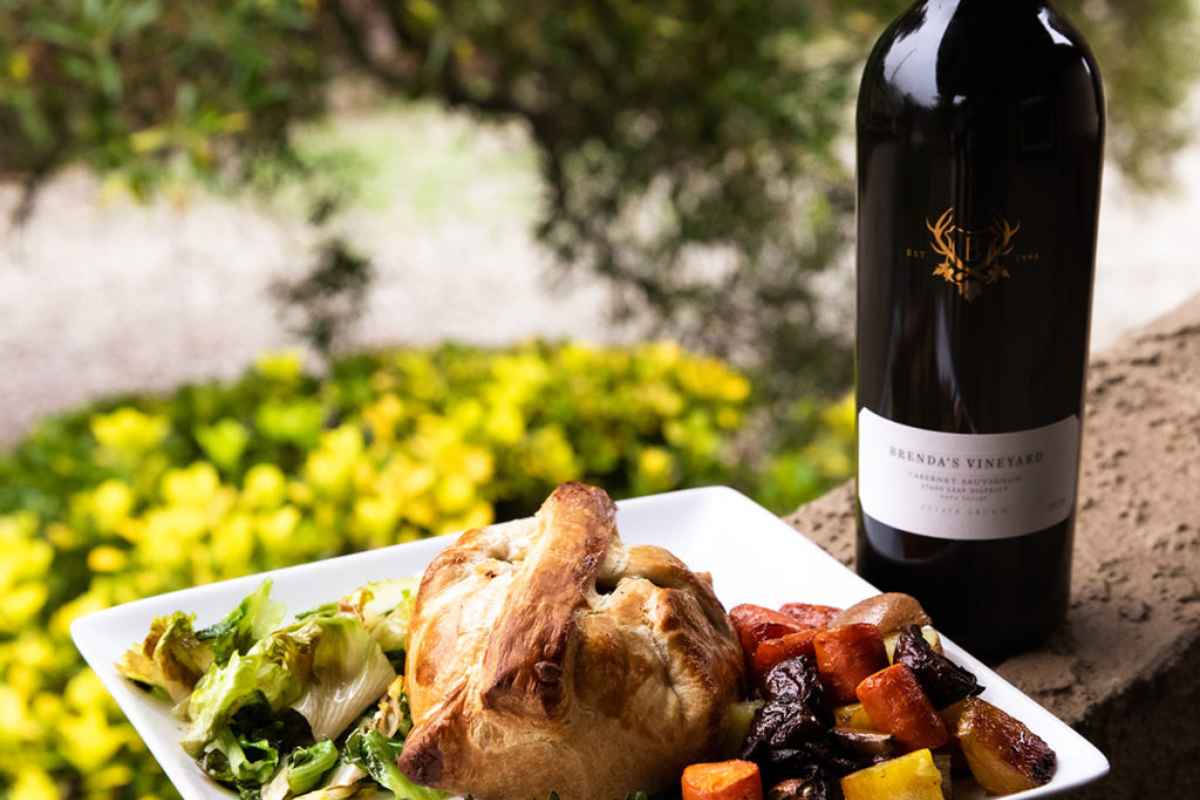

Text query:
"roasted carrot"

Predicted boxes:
[[856, 664, 949, 752], [813, 623, 889, 704], [681, 760, 764, 800], [751, 630, 818, 680], [729, 604, 809, 661], [779, 602, 842, 630]]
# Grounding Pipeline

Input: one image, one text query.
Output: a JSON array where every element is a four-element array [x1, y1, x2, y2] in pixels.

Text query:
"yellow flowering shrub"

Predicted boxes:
[[0, 340, 852, 798]]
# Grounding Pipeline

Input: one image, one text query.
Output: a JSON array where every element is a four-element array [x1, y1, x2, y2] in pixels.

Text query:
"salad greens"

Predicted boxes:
[[117, 578, 437, 800]]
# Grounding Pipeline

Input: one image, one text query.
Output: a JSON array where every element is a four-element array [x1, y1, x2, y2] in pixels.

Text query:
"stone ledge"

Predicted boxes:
[[786, 294, 1200, 799]]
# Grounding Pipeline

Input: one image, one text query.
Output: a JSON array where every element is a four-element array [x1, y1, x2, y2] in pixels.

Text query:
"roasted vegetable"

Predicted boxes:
[[116, 611, 213, 703], [830, 728, 895, 759], [742, 658, 828, 761], [766, 769, 831, 800], [833, 703, 876, 730], [722, 700, 766, 757], [753, 631, 818, 681], [892, 626, 983, 708], [813, 624, 889, 704], [779, 604, 842, 630], [855, 665, 949, 752], [682, 760, 764, 800], [831, 594, 932, 637], [761, 655, 828, 710], [840, 748, 945, 800], [884, 626, 942, 662], [932, 753, 954, 800], [731, 605, 810, 661], [952, 698, 1056, 794]]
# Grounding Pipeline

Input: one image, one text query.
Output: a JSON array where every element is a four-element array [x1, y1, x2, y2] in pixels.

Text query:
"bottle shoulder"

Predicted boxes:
[[858, 3, 1104, 120]]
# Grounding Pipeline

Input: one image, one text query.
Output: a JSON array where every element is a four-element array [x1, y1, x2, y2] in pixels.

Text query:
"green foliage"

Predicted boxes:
[[2, 1, 1194, 389], [0, 342, 854, 799]]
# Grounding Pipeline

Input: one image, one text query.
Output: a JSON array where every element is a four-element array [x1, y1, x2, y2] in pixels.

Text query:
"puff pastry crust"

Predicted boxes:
[[398, 482, 744, 800]]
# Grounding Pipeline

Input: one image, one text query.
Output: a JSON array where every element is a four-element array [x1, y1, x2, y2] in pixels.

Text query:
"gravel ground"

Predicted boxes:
[[2, 102, 1198, 446]]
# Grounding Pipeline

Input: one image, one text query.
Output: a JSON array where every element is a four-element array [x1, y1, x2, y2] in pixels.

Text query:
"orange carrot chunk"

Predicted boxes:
[[752, 629, 819, 680], [813, 623, 889, 704], [856, 664, 950, 752], [730, 604, 809, 661], [779, 603, 842, 630], [682, 760, 764, 800]]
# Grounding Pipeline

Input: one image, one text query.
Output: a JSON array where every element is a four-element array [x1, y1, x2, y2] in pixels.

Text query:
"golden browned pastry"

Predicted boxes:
[[398, 482, 744, 800]]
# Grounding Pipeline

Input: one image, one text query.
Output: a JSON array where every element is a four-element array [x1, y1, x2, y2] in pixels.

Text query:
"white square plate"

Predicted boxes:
[[73, 486, 1109, 800]]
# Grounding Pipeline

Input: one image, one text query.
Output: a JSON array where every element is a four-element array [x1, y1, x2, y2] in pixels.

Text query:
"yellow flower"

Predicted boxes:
[[434, 474, 475, 513], [86, 763, 134, 792], [87, 545, 128, 573], [352, 496, 399, 544], [258, 506, 301, 550], [211, 514, 255, 571], [90, 408, 168, 454], [822, 393, 857, 439], [483, 401, 525, 444], [50, 589, 110, 638], [638, 447, 676, 488], [91, 479, 135, 531], [10, 767, 59, 800], [8, 49, 32, 82], [461, 447, 494, 484], [32, 692, 65, 725], [363, 394, 406, 443], [0, 530, 52, 590], [255, 350, 303, 382], [0, 510, 38, 540], [57, 708, 126, 771], [243, 464, 287, 509], [139, 507, 207, 568], [65, 670, 109, 711], [0, 584, 48, 633], [161, 462, 221, 507], [0, 685, 39, 740]]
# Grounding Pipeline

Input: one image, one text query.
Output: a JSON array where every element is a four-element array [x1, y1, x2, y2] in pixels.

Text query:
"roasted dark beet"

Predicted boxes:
[[745, 702, 824, 757], [743, 656, 831, 760], [893, 625, 984, 708], [762, 655, 827, 711]]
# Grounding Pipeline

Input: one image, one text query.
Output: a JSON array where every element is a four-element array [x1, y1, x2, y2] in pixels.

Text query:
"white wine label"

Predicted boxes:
[[858, 409, 1081, 541]]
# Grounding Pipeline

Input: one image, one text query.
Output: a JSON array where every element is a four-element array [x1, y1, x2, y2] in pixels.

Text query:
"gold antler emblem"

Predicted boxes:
[[926, 208, 1022, 300]]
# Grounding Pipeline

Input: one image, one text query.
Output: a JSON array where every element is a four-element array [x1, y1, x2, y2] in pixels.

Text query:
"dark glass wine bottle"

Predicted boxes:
[[855, 0, 1105, 660]]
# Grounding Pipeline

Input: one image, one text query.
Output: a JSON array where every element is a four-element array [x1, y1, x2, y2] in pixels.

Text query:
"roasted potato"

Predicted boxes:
[[840, 749, 945, 800], [814, 624, 889, 704], [884, 625, 942, 662], [831, 593, 932, 636], [952, 698, 1056, 795], [833, 702, 876, 730], [855, 664, 949, 752], [682, 760, 764, 800]]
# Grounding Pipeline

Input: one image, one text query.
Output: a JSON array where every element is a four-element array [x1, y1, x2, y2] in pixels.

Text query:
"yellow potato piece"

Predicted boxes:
[[841, 749, 945, 800], [954, 699, 1055, 795], [833, 703, 877, 730], [884, 625, 942, 663]]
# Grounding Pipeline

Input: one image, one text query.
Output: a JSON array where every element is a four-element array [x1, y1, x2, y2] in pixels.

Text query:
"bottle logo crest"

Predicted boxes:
[[922, 208, 1028, 300]]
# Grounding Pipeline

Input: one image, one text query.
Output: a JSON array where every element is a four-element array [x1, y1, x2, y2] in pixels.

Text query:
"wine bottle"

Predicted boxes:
[[855, 0, 1105, 659]]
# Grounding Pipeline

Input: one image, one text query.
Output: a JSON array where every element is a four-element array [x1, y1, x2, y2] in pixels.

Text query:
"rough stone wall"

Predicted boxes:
[[785, 294, 1200, 799]]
